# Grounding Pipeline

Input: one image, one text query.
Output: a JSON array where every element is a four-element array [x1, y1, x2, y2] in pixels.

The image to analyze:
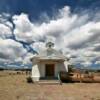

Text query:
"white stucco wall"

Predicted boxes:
[[31, 63, 40, 81], [55, 61, 68, 77], [32, 60, 68, 82]]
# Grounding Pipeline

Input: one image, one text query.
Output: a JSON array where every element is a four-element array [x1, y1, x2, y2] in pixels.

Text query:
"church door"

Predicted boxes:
[[45, 64, 55, 77]]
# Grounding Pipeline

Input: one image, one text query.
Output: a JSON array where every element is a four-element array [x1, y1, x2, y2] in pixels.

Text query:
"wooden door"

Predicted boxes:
[[45, 64, 55, 77]]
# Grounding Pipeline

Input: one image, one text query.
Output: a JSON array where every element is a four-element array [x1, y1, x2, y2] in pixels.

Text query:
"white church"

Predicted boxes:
[[31, 41, 69, 82]]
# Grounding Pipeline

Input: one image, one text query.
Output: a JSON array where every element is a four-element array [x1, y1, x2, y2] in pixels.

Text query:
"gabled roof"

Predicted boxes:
[[38, 48, 66, 59], [31, 42, 67, 61]]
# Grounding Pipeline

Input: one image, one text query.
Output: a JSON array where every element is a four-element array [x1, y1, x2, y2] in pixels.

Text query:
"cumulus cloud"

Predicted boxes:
[[0, 38, 27, 63], [95, 61, 100, 64], [0, 24, 12, 39], [0, 5, 100, 68]]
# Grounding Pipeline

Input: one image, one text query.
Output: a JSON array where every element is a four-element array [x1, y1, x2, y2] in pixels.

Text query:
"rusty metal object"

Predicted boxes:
[[59, 71, 100, 83]]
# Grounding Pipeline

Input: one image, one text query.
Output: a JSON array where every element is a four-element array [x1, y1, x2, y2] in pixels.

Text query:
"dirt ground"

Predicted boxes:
[[0, 71, 100, 100]]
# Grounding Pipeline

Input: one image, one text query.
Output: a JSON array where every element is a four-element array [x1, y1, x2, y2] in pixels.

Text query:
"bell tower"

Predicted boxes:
[[46, 42, 54, 48]]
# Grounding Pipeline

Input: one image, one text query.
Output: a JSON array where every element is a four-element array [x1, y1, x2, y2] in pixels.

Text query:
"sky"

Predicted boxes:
[[0, 0, 100, 69]]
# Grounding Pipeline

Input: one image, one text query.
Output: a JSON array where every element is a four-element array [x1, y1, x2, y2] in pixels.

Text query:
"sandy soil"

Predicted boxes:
[[0, 71, 100, 100]]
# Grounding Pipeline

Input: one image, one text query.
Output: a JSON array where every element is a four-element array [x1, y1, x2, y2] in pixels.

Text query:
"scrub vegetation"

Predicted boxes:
[[0, 71, 100, 100]]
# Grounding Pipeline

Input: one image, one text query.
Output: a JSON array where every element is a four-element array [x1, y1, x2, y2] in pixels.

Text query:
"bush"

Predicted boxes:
[[26, 76, 33, 83]]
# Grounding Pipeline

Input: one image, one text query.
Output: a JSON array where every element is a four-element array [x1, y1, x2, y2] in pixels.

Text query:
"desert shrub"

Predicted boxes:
[[84, 70, 89, 74], [26, 76, 33, 83], [9, 73, 12, 75], [17, 72, 20, 74]]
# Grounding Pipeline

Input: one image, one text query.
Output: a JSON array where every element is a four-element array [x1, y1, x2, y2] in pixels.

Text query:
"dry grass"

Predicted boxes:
[[0, 71, 100, 100]]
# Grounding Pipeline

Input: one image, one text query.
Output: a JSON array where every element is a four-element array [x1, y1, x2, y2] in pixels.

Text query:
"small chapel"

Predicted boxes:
[[31, 41, 69, 82]]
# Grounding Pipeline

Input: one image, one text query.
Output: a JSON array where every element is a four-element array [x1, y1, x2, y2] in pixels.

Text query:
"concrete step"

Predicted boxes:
[[37, 80, 62, 85]]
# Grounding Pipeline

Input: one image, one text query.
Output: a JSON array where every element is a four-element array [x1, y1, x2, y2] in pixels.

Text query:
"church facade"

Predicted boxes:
[[31, 42, 69, 82]]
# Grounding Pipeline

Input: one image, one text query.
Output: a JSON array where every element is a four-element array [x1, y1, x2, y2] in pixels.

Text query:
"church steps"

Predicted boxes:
[[36, 80, 62, 85]]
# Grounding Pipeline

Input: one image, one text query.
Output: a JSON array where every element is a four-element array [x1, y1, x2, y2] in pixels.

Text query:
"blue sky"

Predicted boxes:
[[0, 0, 100, 20], [0, 0, 100, 69]]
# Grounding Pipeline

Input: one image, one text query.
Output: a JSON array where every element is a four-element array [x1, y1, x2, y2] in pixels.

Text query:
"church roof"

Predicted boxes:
[[31, 42, 67, 61], [37, 48, 66, 60]]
